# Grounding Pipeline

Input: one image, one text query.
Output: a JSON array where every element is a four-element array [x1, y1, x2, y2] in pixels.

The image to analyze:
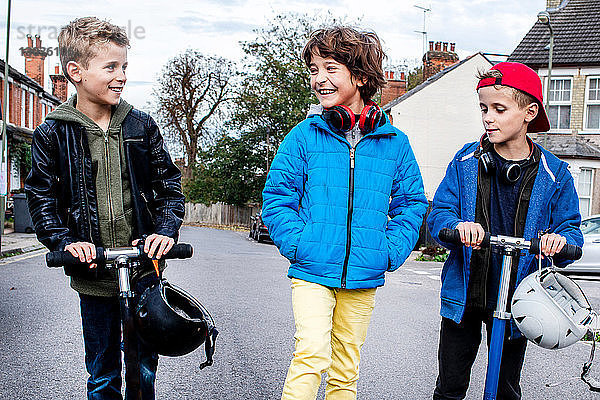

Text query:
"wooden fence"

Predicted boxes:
[[184, 202, 260, 227]]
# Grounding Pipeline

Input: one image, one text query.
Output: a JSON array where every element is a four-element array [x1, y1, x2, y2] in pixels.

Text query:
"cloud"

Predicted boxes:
[[175, 15, 258, 35]]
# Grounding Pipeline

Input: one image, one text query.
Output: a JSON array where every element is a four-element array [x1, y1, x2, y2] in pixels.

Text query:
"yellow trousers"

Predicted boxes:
[[281, 278, 376, 400]]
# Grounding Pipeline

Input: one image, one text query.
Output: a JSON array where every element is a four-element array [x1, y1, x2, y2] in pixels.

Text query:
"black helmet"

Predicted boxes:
[[135, 279, 217, 368]]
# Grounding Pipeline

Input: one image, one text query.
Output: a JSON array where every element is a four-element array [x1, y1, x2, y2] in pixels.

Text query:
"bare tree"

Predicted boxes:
[[153, 50, 236, 180]]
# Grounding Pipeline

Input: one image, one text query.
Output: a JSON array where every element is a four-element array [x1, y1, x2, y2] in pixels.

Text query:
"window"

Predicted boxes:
[[547, 78, 572, 131], [581, 216, 600, 235], [578, 168, 593, 218], [585, 77, 600, 130]]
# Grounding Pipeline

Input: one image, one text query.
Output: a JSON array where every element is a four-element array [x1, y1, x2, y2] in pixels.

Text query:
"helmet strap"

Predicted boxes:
[[582, 312, 600, 392], [199, 327, 218, 370]]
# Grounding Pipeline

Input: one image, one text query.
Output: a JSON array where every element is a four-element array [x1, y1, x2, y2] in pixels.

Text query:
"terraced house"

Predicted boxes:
[[0, 35, 66, 192]]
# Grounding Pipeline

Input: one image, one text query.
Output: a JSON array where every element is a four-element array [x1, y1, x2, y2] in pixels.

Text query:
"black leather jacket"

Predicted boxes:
[[25, 109, 185, 254]]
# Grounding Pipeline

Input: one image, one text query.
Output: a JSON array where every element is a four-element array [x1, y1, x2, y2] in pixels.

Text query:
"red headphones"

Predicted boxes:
[[322, 101, 385, 133]]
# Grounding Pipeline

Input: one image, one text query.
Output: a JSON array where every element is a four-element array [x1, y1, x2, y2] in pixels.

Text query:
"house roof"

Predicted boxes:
[[508, 0, 600, 68], [0, 58, 61, 105], [540, 134, 600, 159], [382, 53, 491, 112]]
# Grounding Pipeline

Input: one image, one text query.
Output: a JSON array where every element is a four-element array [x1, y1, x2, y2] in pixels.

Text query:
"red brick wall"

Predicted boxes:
[[50, 74, 68, 103]]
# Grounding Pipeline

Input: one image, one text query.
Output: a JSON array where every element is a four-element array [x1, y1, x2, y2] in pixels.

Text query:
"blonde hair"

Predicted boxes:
[[58, 17, 129, 84], [477, 69, 537, 109]]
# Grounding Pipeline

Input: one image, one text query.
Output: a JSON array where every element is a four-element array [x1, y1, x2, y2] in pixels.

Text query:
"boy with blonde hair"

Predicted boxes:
[[25, 17, 184, 399], [262, 26, 428, 399]]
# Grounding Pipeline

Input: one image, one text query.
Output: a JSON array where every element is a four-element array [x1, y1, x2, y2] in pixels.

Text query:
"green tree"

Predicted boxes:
[[230, 13, 318, 166], [185, 134, 265, 206], [407, 66, 423, 91], [187, 12, 352, 205]]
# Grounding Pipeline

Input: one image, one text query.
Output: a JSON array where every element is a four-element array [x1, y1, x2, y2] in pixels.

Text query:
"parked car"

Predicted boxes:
[[562, 214, 600, 274], [249, 212, 272, 243]]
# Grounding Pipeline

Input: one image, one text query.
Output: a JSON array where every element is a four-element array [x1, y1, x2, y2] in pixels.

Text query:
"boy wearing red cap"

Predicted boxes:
[[427, 62, 583, 399]]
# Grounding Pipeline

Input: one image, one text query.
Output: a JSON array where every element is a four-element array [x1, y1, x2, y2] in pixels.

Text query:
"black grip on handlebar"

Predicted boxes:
[[439, 228, 461, 245], [529, 238, 583, 260], [46, 247, 105, 268], [162, 244, 193, 259], [438, 228, 491, 248], [46, 251, 84, 268]]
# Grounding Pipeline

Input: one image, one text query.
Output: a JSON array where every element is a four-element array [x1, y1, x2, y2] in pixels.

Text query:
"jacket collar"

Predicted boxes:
[[308, 112, 397, 139]]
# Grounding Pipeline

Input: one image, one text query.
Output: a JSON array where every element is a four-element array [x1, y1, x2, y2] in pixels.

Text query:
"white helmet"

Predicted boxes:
[[511, 268, 595, 349]]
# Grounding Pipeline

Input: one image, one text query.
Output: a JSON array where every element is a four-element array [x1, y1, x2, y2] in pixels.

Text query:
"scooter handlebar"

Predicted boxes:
[[439, 228, 491, 248], [528, 238, 582, 260], [438, 228, 582, 260], [163, 243, 193, 260], [45, 249, 97, 268], [45, 243, 194, 268]]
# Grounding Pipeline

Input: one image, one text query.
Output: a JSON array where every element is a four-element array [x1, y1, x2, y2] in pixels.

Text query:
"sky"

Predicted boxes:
[[0, 0, 549, 113]]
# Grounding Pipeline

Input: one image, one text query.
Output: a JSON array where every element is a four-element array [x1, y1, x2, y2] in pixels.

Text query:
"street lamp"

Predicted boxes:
[[537, 10, 553, 148]]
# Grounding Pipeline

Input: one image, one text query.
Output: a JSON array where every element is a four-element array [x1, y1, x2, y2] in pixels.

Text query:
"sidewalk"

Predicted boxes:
[[0, 228, 44, 257]]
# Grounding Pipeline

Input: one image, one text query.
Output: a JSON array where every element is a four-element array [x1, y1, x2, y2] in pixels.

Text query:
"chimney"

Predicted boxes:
[[429, 41, 434, 51], [23, 34, 47, 87], [50, 65, 68, 103], [546, 0, 561, 8], [423, 39, 460, 81], [381, 70, 407, 107]]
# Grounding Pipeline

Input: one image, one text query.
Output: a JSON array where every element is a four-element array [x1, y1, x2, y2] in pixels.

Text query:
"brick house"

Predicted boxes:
[[508, 0, 600, 217], [0, 34, 67, 193]]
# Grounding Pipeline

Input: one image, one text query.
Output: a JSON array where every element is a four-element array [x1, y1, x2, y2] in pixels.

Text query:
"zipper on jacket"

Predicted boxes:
[[341, 147, 355, 289], [104, 134, 116, 247], [79, 133, 94, 243], [477, 166, 491, 307]]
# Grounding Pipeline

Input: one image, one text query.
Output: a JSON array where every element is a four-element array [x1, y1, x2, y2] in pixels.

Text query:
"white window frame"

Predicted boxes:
[[578, 167, 594, 218], [29, 92, 34, 128], [583, 76, 600, 133], [545, 76, 573, 133], [20, 88, 25, 128]]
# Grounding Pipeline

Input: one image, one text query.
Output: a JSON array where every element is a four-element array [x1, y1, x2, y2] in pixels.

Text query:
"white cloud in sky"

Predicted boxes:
[[0, 0, 547, 111]]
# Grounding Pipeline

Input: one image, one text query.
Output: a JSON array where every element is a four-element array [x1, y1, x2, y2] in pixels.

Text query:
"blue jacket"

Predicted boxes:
[[262, 112, 428, 289], [427, 140, 583, 335]]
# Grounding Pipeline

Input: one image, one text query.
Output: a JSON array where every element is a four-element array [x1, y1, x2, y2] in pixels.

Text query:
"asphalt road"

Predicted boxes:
[[1, 226, 600, 399]]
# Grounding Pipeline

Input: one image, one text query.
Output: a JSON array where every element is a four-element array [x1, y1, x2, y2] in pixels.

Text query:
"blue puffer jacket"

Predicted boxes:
[[427, 140, 583, 336], [262, 112, 428, 289]]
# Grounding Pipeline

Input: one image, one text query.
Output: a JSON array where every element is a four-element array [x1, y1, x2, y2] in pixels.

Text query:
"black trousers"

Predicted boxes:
[[433, 309, 527, 400]]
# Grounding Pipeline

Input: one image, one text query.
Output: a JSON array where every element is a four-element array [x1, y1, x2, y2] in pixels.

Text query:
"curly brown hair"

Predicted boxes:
[[302, 26, 386, 102], [58, 17, 130, 84]]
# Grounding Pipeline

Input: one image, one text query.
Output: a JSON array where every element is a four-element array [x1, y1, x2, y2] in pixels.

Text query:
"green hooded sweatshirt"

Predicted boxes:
[[46, 95, 135, 296]]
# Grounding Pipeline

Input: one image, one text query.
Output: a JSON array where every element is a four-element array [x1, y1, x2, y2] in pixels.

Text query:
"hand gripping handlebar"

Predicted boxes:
[[45, 243, 193, 268], [439, 228, 582, 260]]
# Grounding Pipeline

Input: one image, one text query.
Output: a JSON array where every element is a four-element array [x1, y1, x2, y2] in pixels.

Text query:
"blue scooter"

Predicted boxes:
[[439, 228, 582, 399]]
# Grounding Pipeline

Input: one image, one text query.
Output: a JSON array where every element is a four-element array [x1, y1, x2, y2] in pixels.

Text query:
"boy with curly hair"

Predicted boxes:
[[262, 26, 428, 400]]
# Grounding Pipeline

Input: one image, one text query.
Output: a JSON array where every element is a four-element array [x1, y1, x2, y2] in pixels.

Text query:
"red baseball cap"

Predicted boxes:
[[476, 62, 550, 133]]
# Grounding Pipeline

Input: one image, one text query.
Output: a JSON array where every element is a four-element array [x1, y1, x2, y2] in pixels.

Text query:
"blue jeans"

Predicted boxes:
[[80, 275, 159, 400]]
